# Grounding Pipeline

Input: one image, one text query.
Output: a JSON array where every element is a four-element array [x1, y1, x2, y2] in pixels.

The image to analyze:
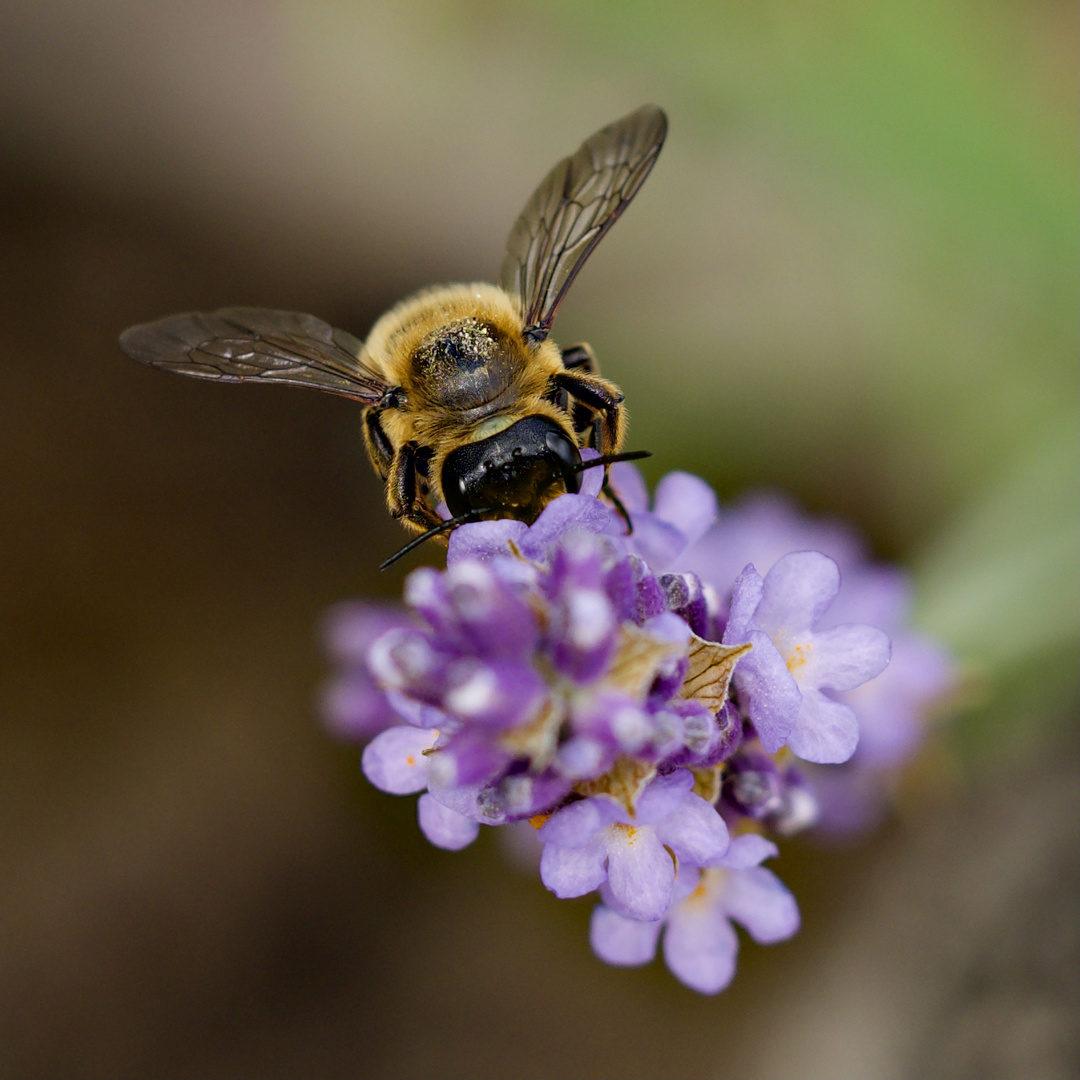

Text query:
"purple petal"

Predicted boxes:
[[681, 492, 865, 597], [571, 691, 652, 757], [366, 627, 450, 703], [382, 688, 450, 730], [447, 518, 529, 565], [821, 564, 909, 630], [444, 658, 546, 729], [844, 690, 922, 768], [540, 796, 622, 847], [426, 728, 510, 787], [804, 624, 891, 693], [663, 895, 738, 994], [545, 527, 607, 594], [417, 792, 480, 850], [550, 587, 618, 684], [590, 905, 661, 966], [720, 866, 800, 943], [787, 690, 859, 764], [806, 765, 889, 836], [604, 554, 666, 625], [715, 833, 778, 870], [655, 794, 730, 865], [608, 462, 650, 513], [643, 609, 695, 647], [553, 736, 611, 780], [722, 565, 764, 644], [577, 448, 605, 499], [322, 601, 411, 664], [730, 630, 801, 753], [360, 726, 437, 794], [635, 769, 695, 824], [320, 675, 400, 741], [539, 833, 609, 897], [401, 567, 453, 635], [605, 825, 676, 921], [840, 634, 952, 768], [496, 772, 572, 820], [443, 560, 540, 656], [652, 471, 718, 550], [623, 513, 688, 570], [519, 494, 614, 561], [755, 551, 840, 637]]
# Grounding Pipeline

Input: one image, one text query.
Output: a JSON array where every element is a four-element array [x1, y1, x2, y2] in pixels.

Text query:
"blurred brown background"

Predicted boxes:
[[0, 3, 1076, 1077]]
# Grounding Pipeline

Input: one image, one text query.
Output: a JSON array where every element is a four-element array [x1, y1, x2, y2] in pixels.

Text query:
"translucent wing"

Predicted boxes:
[[119, 308, 391, 404], [500, 104, 667, 342]]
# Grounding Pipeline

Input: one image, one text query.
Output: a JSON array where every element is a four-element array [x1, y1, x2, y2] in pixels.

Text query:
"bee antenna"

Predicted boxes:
[[574, 449, 652, 471], [379, 508, 500, 571]]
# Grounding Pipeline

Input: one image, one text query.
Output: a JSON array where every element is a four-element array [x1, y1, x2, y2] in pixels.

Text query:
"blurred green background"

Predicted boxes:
[[0, 2, 1075, 1077]]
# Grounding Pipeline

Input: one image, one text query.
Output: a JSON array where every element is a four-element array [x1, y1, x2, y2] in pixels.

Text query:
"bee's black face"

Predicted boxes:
[[441, 416, 581, 522]]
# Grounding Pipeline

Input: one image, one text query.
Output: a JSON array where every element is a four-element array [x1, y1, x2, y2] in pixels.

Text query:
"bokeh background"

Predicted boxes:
[[0, 2, 1076, 1077]]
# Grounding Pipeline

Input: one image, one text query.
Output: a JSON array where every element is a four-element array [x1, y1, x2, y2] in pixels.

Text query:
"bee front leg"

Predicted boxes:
[[554, 345, 603, 442], [552, 371, 625, 455], [386, 442, 443, 533], [363, 409, 394, 480]]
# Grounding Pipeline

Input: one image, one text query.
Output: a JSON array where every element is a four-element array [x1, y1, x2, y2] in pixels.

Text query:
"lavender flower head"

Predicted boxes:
[[321, 464, 955, 992]]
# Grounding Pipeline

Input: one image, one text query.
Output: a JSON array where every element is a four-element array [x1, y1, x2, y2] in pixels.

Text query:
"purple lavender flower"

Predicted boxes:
[[537, 768, 729, 921], [322, 467, 955, 993], [671, 489, 954, 771], [722, 553, 891, 764], [357, 519, 748, 833], [589, 833, 799, 994], [636, 484, 957, 833], [361, 724, 480, 849]]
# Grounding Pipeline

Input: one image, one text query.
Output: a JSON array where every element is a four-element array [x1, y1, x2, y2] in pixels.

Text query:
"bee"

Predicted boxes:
[[120, 105, 666, 567]]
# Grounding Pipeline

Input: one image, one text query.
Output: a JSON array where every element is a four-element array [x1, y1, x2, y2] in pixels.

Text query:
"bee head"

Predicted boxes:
[[441, 415, 581, 523]]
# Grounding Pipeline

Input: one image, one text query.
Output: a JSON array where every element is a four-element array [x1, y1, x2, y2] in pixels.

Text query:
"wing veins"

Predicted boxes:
[[120, 308, 390, 404], [501, 105, 667, 340]]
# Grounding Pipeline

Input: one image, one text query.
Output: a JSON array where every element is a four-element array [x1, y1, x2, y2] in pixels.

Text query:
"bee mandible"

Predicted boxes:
[[120, 105, 667, 567]]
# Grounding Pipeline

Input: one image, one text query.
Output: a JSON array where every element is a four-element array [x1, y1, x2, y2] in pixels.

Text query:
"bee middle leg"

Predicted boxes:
[[560, 342, 598, 374], [387, 442, 444, 533], [553, 370, 625, 455]]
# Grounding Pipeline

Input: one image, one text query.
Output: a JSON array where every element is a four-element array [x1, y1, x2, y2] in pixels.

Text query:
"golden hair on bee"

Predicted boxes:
[[119, 105, 667, 567]]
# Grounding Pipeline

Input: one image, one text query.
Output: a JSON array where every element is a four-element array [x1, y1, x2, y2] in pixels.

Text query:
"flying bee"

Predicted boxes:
[[120, 105, 667, 567]]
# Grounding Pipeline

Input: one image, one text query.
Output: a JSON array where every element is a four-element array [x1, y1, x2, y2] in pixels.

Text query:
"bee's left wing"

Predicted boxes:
[[119, 308, 391, 404], [501, 104, 667, 343]]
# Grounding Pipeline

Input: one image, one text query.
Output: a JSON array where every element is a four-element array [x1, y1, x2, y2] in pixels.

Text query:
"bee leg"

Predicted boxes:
[[586, 416, 603, 452], [387, 442, 443, 533], [582, 414, 635, 535], [560, 342, 598, 374], [553, 371, 625, 454], [603, 481, 634, 535], [558, 346, 601, 430], [363, 409, 394, 480]]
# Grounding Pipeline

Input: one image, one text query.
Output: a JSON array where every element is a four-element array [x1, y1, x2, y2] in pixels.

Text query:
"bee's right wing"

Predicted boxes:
[[119, 308, 392, 404], [501, 104, 667, 343]]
